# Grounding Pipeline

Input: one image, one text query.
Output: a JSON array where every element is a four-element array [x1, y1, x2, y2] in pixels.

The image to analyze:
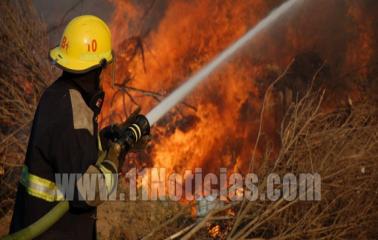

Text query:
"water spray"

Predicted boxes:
[[1, 0, 302, 239], [146, 0, 301, 125]]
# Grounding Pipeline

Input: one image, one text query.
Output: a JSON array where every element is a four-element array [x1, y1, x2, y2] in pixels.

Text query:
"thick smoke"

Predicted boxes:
[[111, 0, 378, 90]]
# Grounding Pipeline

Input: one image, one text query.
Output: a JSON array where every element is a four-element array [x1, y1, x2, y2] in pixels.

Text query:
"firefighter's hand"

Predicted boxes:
[[101, 107, 151, 151], [105, 141, 123, 171], [100, 108, 145, 146]]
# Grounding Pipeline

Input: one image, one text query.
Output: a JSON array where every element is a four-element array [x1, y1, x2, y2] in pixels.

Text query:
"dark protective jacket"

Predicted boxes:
[[10, 69, 105, 239]]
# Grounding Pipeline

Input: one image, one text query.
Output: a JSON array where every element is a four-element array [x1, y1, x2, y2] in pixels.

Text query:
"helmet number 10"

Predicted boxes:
[[88, 39, 97, 52]]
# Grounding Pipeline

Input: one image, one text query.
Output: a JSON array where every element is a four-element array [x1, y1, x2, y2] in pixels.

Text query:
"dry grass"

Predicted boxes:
[[96, 89, 378, 240], [223, 90, 378, 240], [0, 0, 58, 218], [97, 196, 189, 240]]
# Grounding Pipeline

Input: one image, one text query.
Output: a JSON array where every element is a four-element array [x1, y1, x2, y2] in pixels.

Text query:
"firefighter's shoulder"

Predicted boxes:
[[36, 77, 73, 123]]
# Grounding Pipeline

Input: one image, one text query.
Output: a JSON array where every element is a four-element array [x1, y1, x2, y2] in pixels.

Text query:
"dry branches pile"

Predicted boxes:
[[99, 89, 378, 240], [0, 0, 58, 217], [222, 91, 378, 239]]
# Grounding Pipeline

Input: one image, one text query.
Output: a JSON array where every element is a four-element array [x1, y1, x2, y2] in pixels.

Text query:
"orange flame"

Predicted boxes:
[[100, 0, 376, 178]]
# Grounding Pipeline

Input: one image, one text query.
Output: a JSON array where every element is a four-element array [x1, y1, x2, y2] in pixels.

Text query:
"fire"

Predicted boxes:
[[100, 0, 376, 177], [346, 1, 374, 78]]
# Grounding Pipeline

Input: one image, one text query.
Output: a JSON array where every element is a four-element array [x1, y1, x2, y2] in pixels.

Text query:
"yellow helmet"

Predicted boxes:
[[49, 15, 113, 73]]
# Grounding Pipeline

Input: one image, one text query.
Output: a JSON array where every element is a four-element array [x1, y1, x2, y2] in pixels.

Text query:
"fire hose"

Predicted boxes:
[[1, 0, 301, 238]]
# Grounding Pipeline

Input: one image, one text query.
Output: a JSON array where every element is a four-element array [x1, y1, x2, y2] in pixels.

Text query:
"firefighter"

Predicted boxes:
[[9, 15, 150, 239]]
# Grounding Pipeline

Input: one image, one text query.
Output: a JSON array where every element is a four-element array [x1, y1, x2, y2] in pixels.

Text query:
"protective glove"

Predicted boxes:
[[100, 108, 151, 170], [87, 110, 150, 203], [101, 108, 151, 147]]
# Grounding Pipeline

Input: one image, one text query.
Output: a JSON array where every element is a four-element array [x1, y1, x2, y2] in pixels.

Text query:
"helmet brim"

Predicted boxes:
[[49, 46, 113, 74]]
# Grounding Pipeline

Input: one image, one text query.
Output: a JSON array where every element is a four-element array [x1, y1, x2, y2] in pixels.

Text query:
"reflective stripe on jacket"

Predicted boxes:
[[20, 165, 64, 202]]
